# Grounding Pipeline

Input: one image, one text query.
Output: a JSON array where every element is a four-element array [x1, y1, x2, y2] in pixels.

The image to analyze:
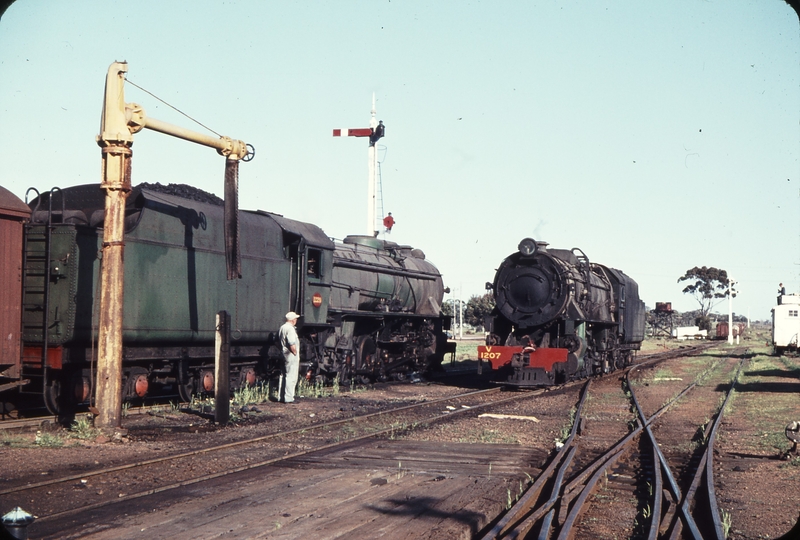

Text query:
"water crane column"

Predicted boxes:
[[95, 61, 251, 430]]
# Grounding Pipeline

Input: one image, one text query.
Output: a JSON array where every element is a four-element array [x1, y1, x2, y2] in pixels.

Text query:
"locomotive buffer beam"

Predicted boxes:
[[477, 345, 570, 387]]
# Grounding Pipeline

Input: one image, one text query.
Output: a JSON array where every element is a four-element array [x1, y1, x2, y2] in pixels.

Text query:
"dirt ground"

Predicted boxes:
[[1, 339, 798, 539]]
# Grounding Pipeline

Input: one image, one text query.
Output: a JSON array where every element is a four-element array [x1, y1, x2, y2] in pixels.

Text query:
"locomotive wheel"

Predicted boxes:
[[43, 370, 79, 418], [177, 358, 195, 402], [124, 368, 150, 400], [614, 354, 625, 370], [1, 401, 19, 419], [615, 352, 629, 370], [178, 375, 195, 402], [238, 367, 257, 388], [201, 371, 215, 393], [43, 380, 61, 416], [338, 354, 353, 384], [129, 375, 149, 399], [486, 333, 502, 346], [70, 370, 92, 404], [356, 336, 377, 373]]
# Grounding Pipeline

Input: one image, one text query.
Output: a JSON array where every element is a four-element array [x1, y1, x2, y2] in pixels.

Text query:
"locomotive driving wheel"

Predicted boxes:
[[337, 353, 353, 384], [355, 335, 378, 381]]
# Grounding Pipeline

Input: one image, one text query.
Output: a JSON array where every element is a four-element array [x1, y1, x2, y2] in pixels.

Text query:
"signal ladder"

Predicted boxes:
[[376, 148, 386, 235]]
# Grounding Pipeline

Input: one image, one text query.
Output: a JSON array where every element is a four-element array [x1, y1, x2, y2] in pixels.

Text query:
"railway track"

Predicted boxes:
[[0, 401, 181, 433], [1, 344, 713, 534], [0, 367, 484, 432], [640, 354, 746, 540], [1, 385, 549, 524], [0, 346, 681, 433], [480, 343, 739, 539]]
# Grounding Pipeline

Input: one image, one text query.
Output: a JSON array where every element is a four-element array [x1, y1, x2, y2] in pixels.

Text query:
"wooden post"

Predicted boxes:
[[215, 310, 230, 425]]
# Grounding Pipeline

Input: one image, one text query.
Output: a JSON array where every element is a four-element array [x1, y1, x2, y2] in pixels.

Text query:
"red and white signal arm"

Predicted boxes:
[[332, 128, 372, 137], [312, 293, 323, 308]]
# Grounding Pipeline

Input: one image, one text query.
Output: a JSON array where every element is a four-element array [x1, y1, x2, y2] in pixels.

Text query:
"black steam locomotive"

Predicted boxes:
[[479, 238, 645, 387], [0, 184, 450, 414]]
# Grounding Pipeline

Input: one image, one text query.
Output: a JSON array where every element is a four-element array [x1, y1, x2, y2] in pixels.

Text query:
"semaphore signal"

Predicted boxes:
[[332, 94, 385, 236]]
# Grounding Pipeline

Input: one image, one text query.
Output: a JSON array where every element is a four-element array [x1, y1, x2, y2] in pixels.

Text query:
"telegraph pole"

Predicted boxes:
[[727, 278, 736, 345]]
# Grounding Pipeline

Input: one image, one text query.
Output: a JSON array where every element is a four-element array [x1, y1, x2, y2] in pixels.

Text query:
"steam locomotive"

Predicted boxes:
[[0, 183, 450, 414], [478, 238, 645, 387]]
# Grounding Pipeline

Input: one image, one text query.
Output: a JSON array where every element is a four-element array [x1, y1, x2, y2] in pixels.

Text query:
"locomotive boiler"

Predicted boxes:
[[0, 183, 449, 414], [479, 238, 645, 387]]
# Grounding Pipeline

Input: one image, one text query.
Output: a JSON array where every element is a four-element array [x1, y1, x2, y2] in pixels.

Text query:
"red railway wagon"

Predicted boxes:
[[715, 321, 746, 340], [0, 186, 30, 394]]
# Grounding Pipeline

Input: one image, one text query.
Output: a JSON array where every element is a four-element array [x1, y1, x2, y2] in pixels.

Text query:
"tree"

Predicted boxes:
[[464, 293, 495, 328], [441, 299, 454, 318], [677, 266, 736, 319]]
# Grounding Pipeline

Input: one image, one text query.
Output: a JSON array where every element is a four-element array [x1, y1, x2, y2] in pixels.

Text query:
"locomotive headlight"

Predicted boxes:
[[518, 238, 537, 257]]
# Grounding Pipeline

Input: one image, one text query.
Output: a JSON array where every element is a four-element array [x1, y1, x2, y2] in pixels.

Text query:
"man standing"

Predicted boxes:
[[383, 212, 395, 233], [278, 312, 300, 403]]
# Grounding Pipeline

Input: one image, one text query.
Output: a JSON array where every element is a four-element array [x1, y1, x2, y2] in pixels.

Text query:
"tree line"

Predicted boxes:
[[441, 294, 495, 329]]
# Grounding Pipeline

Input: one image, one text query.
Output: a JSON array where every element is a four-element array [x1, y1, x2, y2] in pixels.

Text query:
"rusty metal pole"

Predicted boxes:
[[95, 62, 134, 430], [90, 61, 250, 429]]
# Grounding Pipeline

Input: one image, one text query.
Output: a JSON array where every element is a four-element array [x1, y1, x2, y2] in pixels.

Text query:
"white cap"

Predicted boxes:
[[285, 312, 300, 321]]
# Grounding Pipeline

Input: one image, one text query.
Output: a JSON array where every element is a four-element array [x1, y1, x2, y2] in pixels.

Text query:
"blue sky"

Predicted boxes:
[[1, 0, 798, 322]]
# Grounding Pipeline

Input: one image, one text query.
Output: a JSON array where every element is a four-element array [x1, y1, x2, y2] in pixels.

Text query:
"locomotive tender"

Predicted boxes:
[[0, 183, 449, 414], [479, 238, 646, 387]]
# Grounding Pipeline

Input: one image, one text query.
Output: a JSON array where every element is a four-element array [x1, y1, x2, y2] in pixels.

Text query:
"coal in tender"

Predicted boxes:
[[137, 182, 224, 206]]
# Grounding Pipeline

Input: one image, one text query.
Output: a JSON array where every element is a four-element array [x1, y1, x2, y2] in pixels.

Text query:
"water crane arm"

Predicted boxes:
[[98, 62, 250, 159]]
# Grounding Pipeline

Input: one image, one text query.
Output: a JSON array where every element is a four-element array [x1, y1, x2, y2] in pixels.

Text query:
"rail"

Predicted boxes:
[[481, 343, 723, 539], [2, 385, 550, 525]]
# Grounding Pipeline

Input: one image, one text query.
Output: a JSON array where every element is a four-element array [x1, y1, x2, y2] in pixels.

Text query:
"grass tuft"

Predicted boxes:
[[34, 430, 64, 448], [70, 417, 100, 440]]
